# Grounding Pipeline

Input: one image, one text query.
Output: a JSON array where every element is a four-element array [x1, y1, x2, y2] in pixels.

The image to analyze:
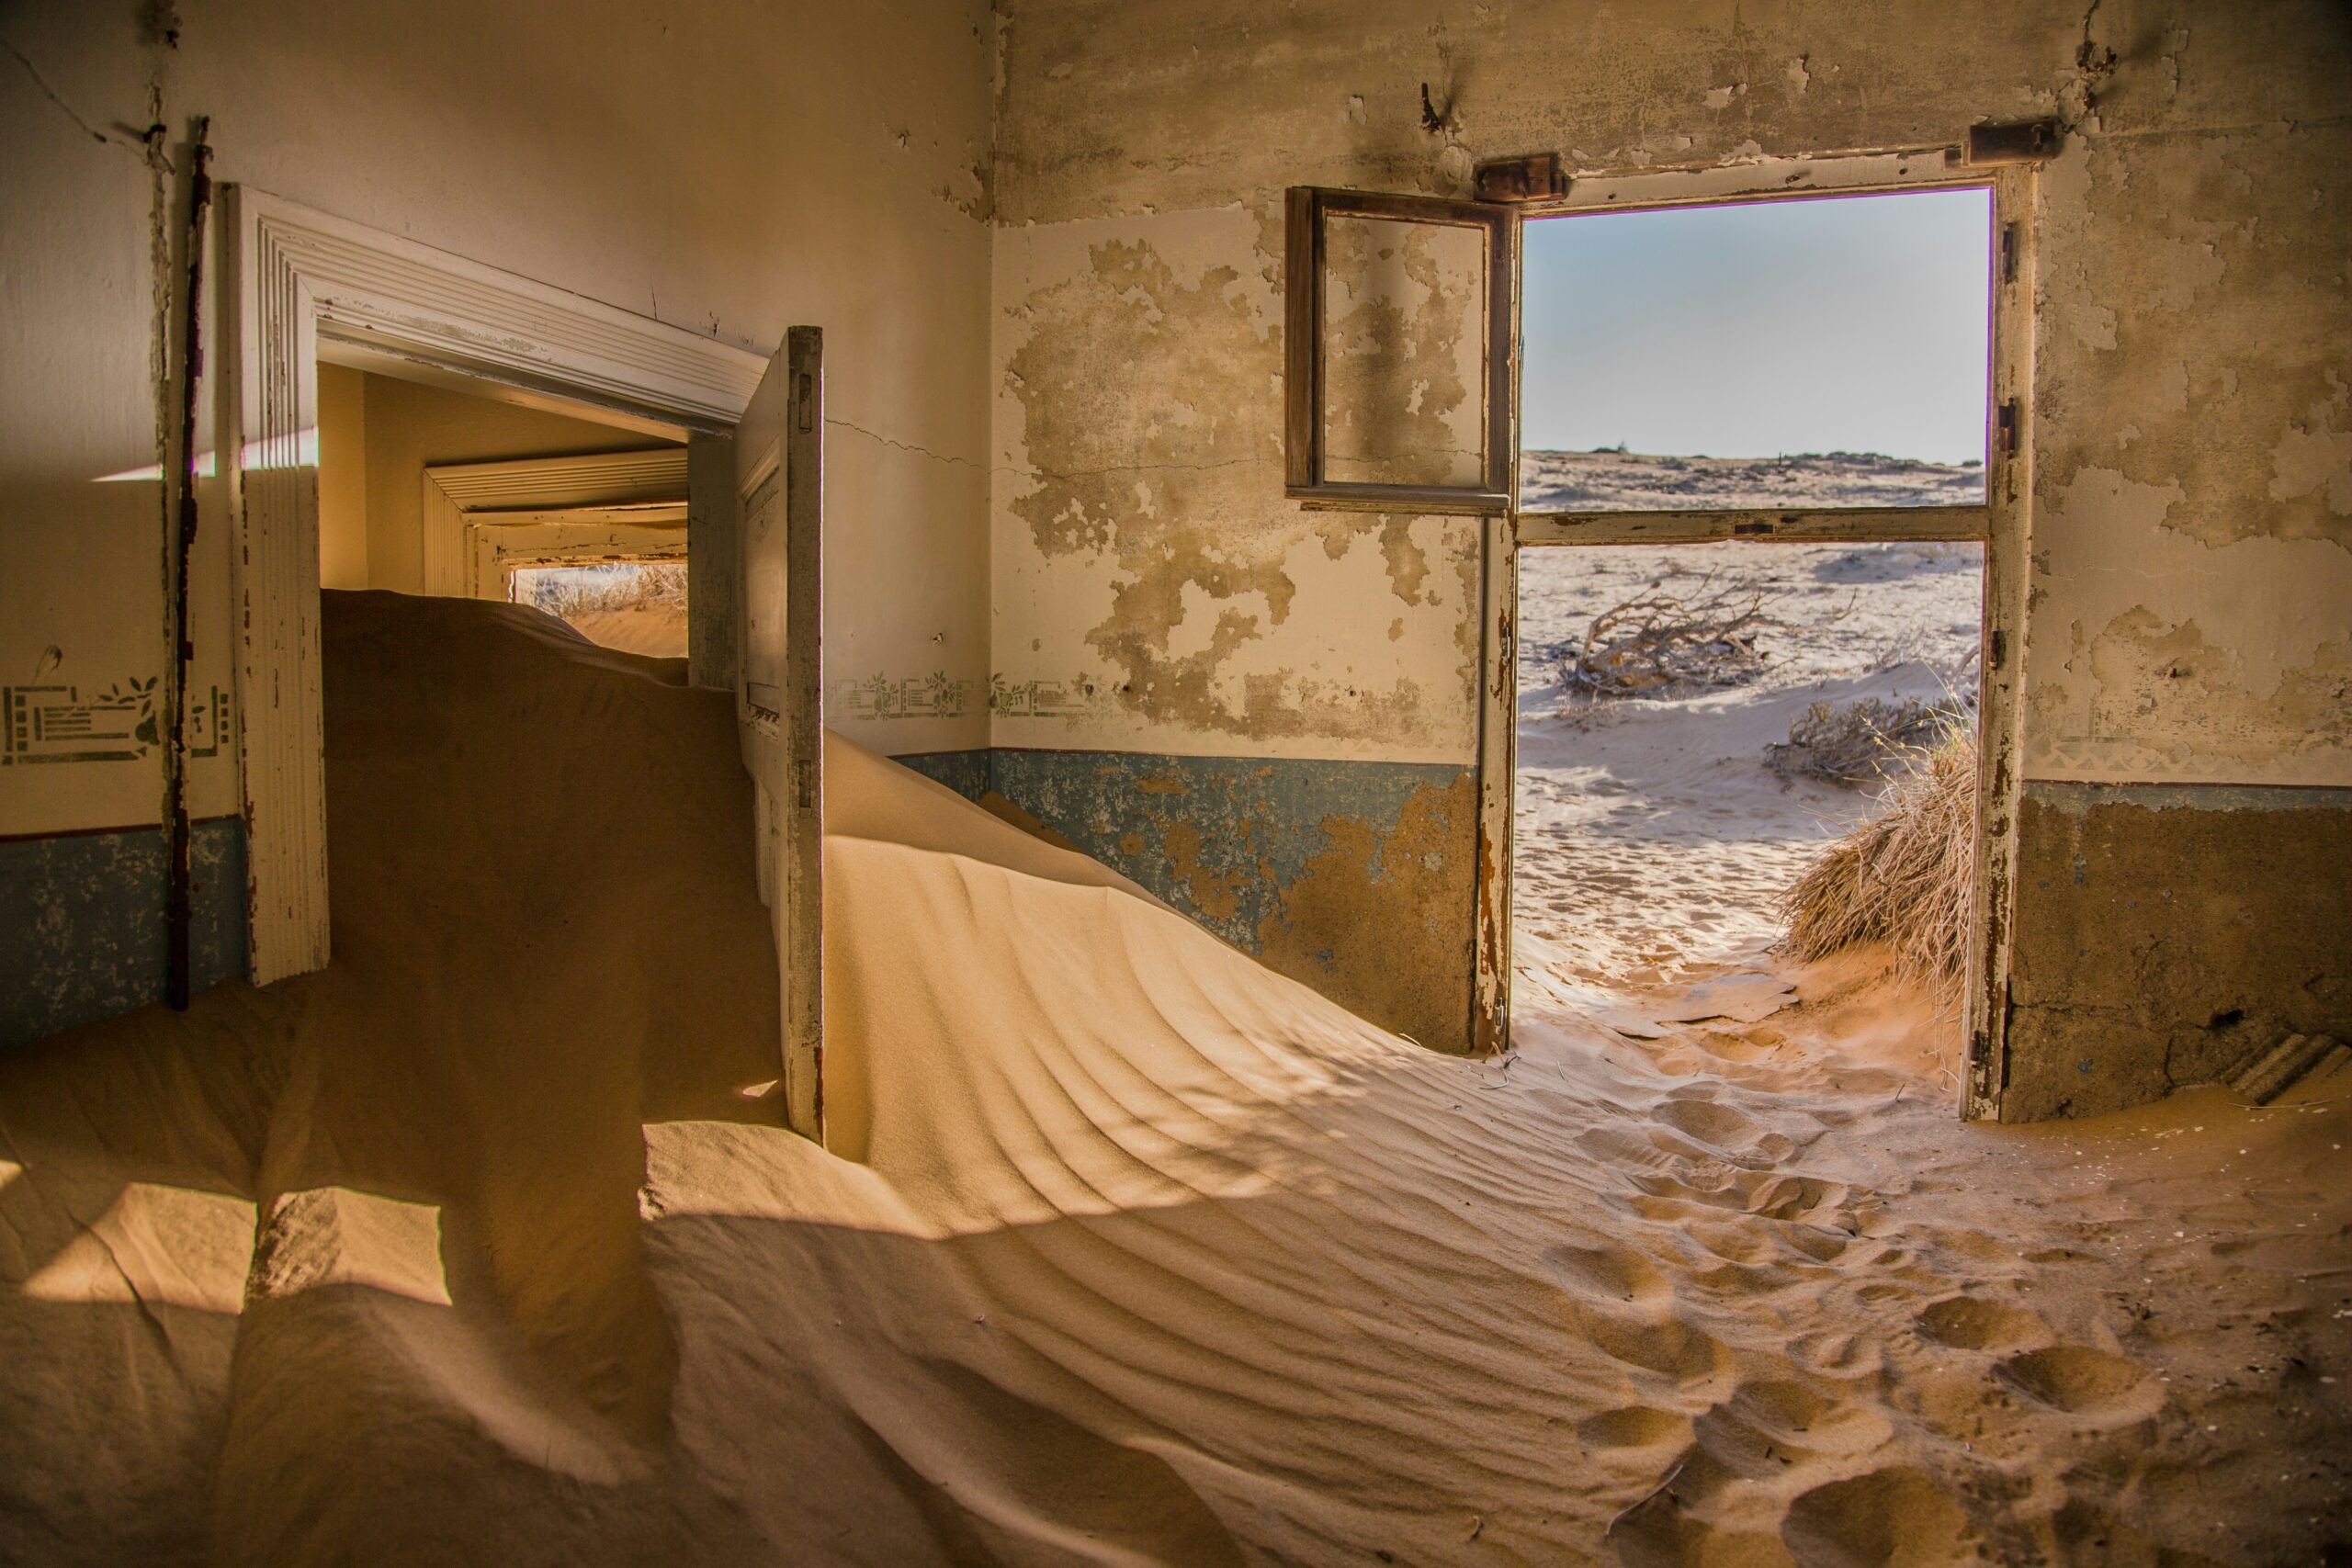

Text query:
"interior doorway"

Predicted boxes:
[[1505, 181, 2003, 1095], [313, 363, 695, 656]]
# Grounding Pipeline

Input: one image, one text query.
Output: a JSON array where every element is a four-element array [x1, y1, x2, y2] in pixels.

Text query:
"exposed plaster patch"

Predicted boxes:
[[2268, 375, 2352, 518], [2028, 466, 2352, 782], [994, 209, 1479, 755], [1254, 773, 1476, 1052], [2156, 362, 2188, 413]]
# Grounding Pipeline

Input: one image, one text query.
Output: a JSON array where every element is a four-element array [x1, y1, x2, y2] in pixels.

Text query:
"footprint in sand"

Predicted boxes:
[[1995, 1346, 2163, 1423], [1914, 1295, 2053, 1354], [1582, 1308, 1737, 1387], [1781, 1465, 1977, 1567], [1543, 1243, 1677, 1310], [1691, 1379, 1896, 1480], [1647, 1095, 1768, 1153], [1784, 1329, 1885, 1379]]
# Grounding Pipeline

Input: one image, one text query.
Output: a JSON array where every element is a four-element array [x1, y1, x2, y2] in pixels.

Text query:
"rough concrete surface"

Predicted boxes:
[[2005, 782, 2352, 1120]]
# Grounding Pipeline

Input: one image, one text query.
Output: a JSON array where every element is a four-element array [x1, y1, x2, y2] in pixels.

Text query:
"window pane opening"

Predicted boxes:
[[1520, 187, 1993, 512]]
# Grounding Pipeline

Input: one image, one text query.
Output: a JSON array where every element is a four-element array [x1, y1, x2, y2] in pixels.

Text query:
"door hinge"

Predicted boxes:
[[2000, 222, 2018, 286], [1474, 152, 1566, 203], [1996, 398, 2019, 461]]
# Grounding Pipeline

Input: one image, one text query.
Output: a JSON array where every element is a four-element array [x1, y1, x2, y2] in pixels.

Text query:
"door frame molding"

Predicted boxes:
[[1477, 151, 2038, 1120], [219, 186, 766, 985]]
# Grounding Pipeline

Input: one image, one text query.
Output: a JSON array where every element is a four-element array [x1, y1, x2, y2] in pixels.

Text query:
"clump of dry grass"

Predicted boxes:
[[1766, 695, 1964, 788], [1780, 725, 1978, 983]]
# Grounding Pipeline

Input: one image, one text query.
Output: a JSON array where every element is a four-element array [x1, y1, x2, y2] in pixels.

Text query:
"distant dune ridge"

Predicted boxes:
[[1520, 448, 1984, 512]]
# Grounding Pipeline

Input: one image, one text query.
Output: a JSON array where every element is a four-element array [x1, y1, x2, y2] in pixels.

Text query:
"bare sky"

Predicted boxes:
[[1520, 187, 1994, 465]]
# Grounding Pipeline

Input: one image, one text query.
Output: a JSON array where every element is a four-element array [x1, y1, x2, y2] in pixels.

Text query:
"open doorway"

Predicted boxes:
[[312, 363, 692, 657], [1509, 184, 1997, 1084]]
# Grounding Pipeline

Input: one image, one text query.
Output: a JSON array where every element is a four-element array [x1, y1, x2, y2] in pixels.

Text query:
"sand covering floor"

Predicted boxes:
[[2, 592, 2346, 1565]]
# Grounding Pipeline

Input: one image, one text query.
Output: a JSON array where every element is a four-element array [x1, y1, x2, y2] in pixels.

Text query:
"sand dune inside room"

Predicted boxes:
[[2, 593, 2342, 1563]]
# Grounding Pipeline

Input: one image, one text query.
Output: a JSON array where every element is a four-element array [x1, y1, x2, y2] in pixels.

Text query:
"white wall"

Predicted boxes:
[[0, 0, 995, 858]]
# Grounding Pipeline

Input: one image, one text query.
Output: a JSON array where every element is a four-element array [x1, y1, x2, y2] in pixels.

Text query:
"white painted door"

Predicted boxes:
[[733, 330, 825, 1140]]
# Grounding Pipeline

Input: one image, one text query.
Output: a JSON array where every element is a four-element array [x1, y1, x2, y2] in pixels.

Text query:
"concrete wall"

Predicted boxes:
[[0, 0, 994, 1044], [2007, 784, 2352, 1120], [989, 0, 2351, 1087]]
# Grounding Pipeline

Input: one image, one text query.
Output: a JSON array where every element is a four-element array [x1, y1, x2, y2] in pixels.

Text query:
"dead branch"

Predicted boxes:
[[1558, 572, 1797, 698]]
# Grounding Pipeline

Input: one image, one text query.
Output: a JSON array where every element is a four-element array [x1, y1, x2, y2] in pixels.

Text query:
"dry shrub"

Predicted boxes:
[[1559, 574, 1794, 699], [1780, 725, 1977, 982], [1766, 695, 1964, 788], [525, 561, 687, 621]]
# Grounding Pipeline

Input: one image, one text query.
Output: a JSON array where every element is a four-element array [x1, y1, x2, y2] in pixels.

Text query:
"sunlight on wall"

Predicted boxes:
[[93, 429, 321, 482]]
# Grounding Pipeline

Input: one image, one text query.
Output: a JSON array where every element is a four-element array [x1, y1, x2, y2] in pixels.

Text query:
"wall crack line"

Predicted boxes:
[[1, 35, 155, 158]]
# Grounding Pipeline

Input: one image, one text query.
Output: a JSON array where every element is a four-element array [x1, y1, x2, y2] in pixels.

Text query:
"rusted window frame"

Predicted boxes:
[[1283, 186, 1515, 514]]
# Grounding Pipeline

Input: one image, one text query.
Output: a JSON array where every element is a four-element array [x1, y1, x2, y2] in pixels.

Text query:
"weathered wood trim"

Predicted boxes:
[[1514, 504, 1988, 547], [1283, 188, 1321, 492], [220, 186, 763, 987], [782, 327, 827, 1142], [1473, 513, 1518, 1055], [1469, 209, 1525, 1057], [1964, 166, 2038, 1123], [220, 186, 330, 986], [1521, 149, 1982, 218], [1289, 481, 1512, 515], [1283, 186, 1513, 511]]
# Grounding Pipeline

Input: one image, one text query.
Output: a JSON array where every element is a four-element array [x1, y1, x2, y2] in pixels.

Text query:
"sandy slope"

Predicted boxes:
[[566, 604, 690, 660], [1, 592, 2345, 1565]]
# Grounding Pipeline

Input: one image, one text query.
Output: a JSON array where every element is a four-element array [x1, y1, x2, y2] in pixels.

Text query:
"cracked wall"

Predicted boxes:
[[993, 0, 2352, 1097]]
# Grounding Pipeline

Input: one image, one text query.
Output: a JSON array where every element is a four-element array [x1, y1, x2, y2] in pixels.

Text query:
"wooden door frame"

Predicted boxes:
[[218, 187, 766, 985], [1474, 151, 2039, 1120]]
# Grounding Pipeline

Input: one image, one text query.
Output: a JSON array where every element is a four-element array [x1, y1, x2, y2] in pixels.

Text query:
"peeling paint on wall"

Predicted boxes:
[[2025, 465, 2352, 783], [991, 208, 1482, 761], [0, 816, 246, 1047], [984, 749, 1477, 1049]]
